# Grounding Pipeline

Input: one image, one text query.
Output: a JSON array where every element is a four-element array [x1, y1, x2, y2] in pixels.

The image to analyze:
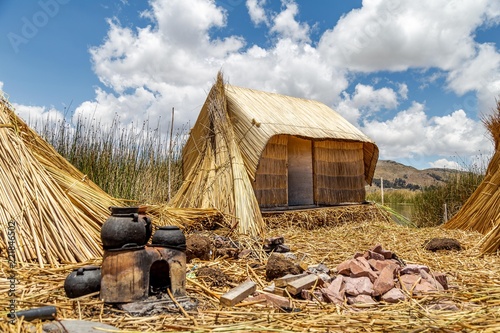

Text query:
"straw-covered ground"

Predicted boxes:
[[1, 205, 500, 332]]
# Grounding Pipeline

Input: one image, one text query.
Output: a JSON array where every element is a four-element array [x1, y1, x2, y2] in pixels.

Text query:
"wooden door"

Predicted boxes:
[[287, 136, 313, 206]]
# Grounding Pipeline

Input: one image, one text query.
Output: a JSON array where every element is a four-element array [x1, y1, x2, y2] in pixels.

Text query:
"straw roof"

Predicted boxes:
[[0, 92, 122, 267], [171, 72, 378, 236], [444, 101, 500, 254]]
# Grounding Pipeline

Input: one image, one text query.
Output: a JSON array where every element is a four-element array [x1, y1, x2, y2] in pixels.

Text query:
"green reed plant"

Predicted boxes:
[[33, 113, 186, 204], [412, 160, 486, 227]]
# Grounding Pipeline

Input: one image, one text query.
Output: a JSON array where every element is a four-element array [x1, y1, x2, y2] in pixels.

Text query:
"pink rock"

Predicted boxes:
[[321, 288, 344, 305], [350, 257, 378, 282], [328, 275, 344, 293], [344, 276, 373, 296], [373, 265, 396, 296], [371, 244, 393, 259], [353, 252, 365, 259], [401, 264, 430, 275], [368, 259, 400, 273], [399, 274, 421, 291], [347, 294, 377, 305], [367, 251, 385, 261], [434, 273, 448, 290], [419, 269, 444, 291], [336, 260, 352, 276], [413, 279, 440, 294], [381, 288, 407, 303]]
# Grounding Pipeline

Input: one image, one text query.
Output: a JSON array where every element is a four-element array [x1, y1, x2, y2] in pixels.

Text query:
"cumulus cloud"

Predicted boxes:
[[246, 0, 269, 26], [0, 81, 4, 92], [429, 158, 462, 170], [362, 104, 491, 160], [335, 84, 399, 124], [13, 103, 65, 128], [67, 0, 497, 169], [317, 0, 493, 72], [270, 0, 310, 43]]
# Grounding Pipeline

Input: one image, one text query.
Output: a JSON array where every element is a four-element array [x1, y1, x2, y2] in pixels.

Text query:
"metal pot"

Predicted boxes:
[[101, 206, 152, 250], [64, 265, 101, 298], [151, 226, 186, 250]]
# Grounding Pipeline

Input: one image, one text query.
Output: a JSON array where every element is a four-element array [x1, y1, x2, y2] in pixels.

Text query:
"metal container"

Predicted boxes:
[[151, 226, 186, 250], [64, 265, 101, 298], [101, 206, 152, 250]]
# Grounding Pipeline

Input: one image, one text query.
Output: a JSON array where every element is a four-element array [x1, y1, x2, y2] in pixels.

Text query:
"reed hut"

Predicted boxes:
[[444, 102, 500, 254], [0, 92, 122, 267], [170, 73, 379, 236]]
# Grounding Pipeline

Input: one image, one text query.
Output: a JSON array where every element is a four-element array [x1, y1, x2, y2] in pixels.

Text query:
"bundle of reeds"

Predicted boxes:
[[0, 95, 122, 266], [444, 101, 500, 254]]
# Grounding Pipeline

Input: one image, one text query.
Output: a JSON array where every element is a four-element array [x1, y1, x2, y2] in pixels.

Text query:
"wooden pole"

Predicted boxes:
[[381, 177, 384, 206], [168, 107, 175, 201], [443, 203, 448, 223]]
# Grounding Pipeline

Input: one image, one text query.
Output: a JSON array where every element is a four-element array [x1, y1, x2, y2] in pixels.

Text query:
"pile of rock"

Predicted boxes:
[[259, 244, 448, 307], [322, 244, 448, 305]]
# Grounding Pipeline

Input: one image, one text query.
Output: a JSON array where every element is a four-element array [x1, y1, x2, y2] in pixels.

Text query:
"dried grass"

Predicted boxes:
[[2, 210, 499, 332], [444, 101, 500, 254], [0, 95, 122, 267]]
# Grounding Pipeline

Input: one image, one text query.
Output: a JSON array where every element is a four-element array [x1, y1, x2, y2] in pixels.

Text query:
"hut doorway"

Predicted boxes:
[[287, 136, 314, 206]]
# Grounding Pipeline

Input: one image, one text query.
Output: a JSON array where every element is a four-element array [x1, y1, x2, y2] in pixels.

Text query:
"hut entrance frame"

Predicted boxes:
[[253, 134, 366, 208]]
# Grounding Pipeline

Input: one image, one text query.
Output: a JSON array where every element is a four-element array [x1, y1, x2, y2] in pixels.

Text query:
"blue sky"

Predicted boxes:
[[1, 0, 500, 170]]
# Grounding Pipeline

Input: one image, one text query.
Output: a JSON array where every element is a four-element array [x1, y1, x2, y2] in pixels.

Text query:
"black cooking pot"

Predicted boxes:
[[64, 265, 101, 298], [151, 226, 186, 250], [101, 206, 152, 250]]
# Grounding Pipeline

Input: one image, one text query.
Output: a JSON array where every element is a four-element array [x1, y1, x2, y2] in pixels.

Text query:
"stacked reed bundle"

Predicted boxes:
[[0, 96, 122, 266], [170, 72, 265, 236], [444, 101, 500, 254]]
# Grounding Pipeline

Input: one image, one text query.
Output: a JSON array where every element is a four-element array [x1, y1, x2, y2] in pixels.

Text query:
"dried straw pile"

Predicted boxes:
[[0, 94, 122, 267], [2, 215, 499, 332], [444, 102, 500, 254]]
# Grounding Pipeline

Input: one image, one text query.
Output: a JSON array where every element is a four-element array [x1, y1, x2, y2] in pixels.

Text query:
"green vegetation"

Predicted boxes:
[[34, 114, 186, 204], [366, 189, 417, 204], [412, 166, 485, 227]]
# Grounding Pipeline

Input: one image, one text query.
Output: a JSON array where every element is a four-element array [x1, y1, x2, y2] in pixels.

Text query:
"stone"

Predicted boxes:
[[371, 244, 394, 259], [43, 320, 120, 333], [413, 279, 440, 294], [266, 253, 301, 280], [347, 294, 377, 305], [419, 269, 444, 291], [220, 281, 257, 306], [434, 273, 448, 290], [368, 259, 400, 273], [367, 251, 385, 261], [399, 274, 421, 291], [424, 238, 462, 252], [373, 265, 396, 296], [321, 275, 345, 304], [317, 273, 332, 284], [286, 274, 318, 295], [400, 264, 430, 275], [307, 263, 330, 275], [350, 257, 378, 282], [381, 288, 407, 303], [344, 276, 373, 296], [274, 273, 307, 287], [336, 259, 352, 275], [427, 302, 460, 311]]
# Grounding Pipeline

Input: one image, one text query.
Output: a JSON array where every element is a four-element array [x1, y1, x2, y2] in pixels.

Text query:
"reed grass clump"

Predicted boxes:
[[32, 114, 186, 204], [412, 164, 485, 227]]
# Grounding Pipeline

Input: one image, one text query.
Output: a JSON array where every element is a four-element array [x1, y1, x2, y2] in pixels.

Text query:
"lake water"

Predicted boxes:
[[385, 202, 414, 224]]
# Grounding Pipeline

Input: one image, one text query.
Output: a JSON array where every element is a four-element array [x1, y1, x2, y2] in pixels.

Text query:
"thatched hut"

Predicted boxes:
[[170, 73, 379, 236], [444, 102, 500, 254]]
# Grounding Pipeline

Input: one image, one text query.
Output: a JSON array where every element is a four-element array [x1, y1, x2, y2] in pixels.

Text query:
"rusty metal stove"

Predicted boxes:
[[99, 209, 187, 304]]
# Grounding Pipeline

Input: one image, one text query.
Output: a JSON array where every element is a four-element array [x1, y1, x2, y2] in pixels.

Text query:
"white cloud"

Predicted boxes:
[[334, 84, 399, 124], [246, 0, 269, 26], [13, 103, 65, 128], [446, 43, 500, 113], [317, 0, 494, 72], [362, 104, 491, 160], [270, 0, 310, 43], [397, 83, 408, 100], [67, 0, 497, 170], [0, 81, 4, 92], [429, 158, 462, 170]]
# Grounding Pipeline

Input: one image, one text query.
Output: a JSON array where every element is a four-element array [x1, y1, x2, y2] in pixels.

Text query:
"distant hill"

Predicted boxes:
[[367, 160, 460, 192]]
